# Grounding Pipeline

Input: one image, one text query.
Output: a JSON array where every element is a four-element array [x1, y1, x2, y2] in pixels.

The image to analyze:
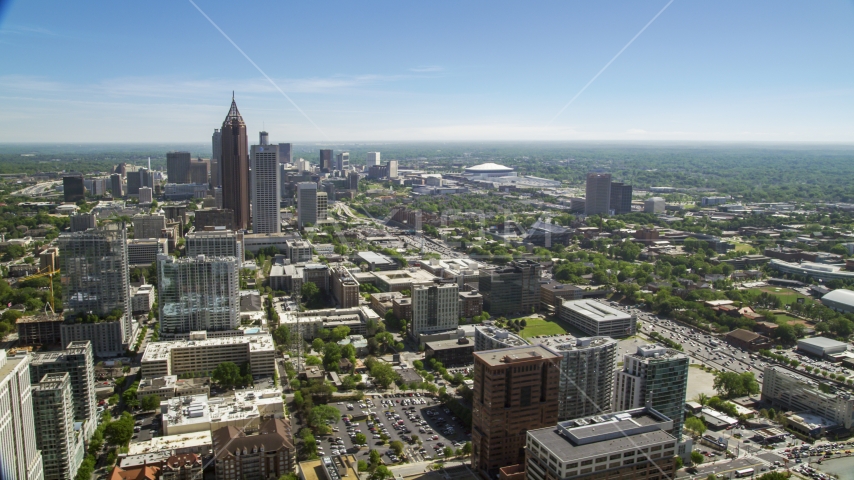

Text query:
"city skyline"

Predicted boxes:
[[0, 1, 852, 143]]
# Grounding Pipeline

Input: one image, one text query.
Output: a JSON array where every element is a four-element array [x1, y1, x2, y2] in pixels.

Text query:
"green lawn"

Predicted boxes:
[[519, 318, 568, 339], [746, 287, 808, 306], [734, 243, 753, 253], [773, 312, 809, 325]]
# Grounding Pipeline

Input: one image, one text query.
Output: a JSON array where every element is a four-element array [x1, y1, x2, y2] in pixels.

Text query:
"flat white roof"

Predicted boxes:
[[561, 299, 632, 322]]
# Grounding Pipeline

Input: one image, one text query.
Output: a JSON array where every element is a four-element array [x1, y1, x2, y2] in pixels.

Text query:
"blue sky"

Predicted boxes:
[[1, 0, 853, 143]]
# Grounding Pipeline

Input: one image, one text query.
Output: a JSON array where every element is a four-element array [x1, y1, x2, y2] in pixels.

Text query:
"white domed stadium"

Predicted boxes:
[[463, 162, 515, 178]]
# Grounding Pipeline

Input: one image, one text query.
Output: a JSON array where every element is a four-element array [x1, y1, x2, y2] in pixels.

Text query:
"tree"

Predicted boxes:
[[390, 440, 405, 456], [369, 449, 382, 466], [370, 465, 393, 480], [443, 446, 453, 458], [300, 428, 317, 458], [293, 391, 305, 410], [675, 456, 684, 470], [305, 355, 322, 366], [684, 417, 707, 437], [690, 450, 704, 465], [301, 282, 320, 306], [273, 325, 291, 346], [370, 362, 400, 389], [713, 371, 759, 398], [756, 472, 790, 480], [462, 441, 473, 456], [357, 460, 369, 472], [355, 433, 367, 445], [212, 362, 244, 388], [104, 412, 134, 446], [140, 394, 160, 411], [108, 394, 119, 406], [695, 393, 710, 406], [122, 387, 139, 409], [308, 404, 340, 430], [331, 325, 351, 342], [279, 474, 299, 480], [323, 342, 343, 372], [312, 338, 325, 354]]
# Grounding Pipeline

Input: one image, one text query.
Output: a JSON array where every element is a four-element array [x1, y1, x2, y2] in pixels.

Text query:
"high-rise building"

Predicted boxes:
[[195, 208, 235, 231], [63, 174, 85, 202], [220, 96, 250, 230], [411, 282, 459, 339], [471, 345, 561, 478], [551, 337, 617, 421], [348, 171, 359, 191], [388, 160, 399, 179], [330, 266, 360, 308], [185, 230, 244, 264], [58, 224, 132, 341], [525, 406, 678, 480], [212, 128, 223, 188], [157, 254, 241, 336], [558, 299, 635, 338], [478, 260, 541, 316], [30, 341, 98, 441], [316, 191, 328, 221], [110, 173, 123, 197], [336, 152, 349, 171], [138, 187, 153, 204], [166, 151, 192, 184], [366, 151, 381, 166], [609, 182, 633, 215], [69, 213, 96, 233], [250, 142, 281, 234], [126, 168, 154, 196], [0, 351, 44, 480], [132, 214, 167, 239], [297, 182, 318, 228], [278, 143, 292, 165], [189, 158, 210, 185], [613, 344, 689, 440], [319, 149, 333, 173], [32, 372, 85, 480], [584, 173, 612, 216], [644, 197, 666, 214]]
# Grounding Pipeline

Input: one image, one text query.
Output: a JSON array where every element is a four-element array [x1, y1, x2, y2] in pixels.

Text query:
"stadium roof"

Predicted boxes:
[[464, 163, 514, 173], [822, 289, 854, 308]]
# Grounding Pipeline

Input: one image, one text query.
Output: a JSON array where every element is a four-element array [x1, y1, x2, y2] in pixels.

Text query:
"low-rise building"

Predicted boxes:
[[212, 418, 296, 480], [425, 337, 475, 366], [331, 266, 360, 308], [540, 281, 583, 308], [474, 325, 528, 351], [762, 366, 854, 432], [16, 313, 63, 346], [132, 284, 155, 314], [277, 308, 368, 340], [162, 389, 285, 436], [797, 337, 849, 358], [355, 251, 397, 271], [459, 290, 483, 319], [140, 332, 275, 378], [136, 375, 210, 400], [558, 300, 635, 338], [269, 264, 303, 294], [299, 454, 359, 480], [526, 407, 677, 480], [724, 329, 774, 352], [127, 238, 168, 266]]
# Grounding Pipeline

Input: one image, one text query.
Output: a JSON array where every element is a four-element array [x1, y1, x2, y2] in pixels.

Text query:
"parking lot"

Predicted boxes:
[[320, 393, 472, 465]]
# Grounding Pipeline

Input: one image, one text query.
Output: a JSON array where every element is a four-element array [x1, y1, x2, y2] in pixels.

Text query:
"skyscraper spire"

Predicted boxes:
[[220, 95, 249, 230]]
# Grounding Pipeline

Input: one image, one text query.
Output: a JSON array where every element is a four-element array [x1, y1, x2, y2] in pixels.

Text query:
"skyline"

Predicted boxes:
[[0, 1, 852, 143]]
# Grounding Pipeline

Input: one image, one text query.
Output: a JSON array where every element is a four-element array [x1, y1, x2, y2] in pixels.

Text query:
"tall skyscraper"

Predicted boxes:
[[211, 128, 223, 188], [0, 350, 44, 480], [319, 149, 333, 173], [185, 230, 244, 264], [613, 344, 689, 440], [30, 341, 97, 441], [348, 171, 359, 191], [387, 160, 398, 179], [411, 282, 459, 339], [610, 181, 633, 215], [250, 142, 281, 233], [477, 260, 541, 316], [110, 173, 123, 197], [58, 224, 131, 326], [551, 336, 617, 421], [585, 173, 612, 216], [221, 96, 250, 230], [278, 143, 292, 165], [472, 345, 561, 478], [366, 151, 381, 166], [189, 158, 210, 185], [316, 191, 328, 221], [166, 151, 192, 184], [157, 254, 240, 336], [32, 372, 85, 480], [297, 182, 318, 228], [132, 214, 167, 239], [63, 174, 85, 202], [336, 152, 349, 171]]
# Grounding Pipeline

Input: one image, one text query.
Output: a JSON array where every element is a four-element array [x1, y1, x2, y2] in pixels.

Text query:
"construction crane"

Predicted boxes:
[[19, 267, 60, 282]]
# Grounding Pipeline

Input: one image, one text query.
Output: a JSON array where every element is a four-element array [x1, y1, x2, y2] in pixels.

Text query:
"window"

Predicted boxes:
[[624, 452, 634, 457], [596, 457, 607, 463], [581, 460, 592, 466], [567, 463, 578, 468], [651, 445, 662, 451], [595, 465, 606, 471], [580, 468, 592, 474], [624, 459, 634, 466], [610, 454, 621, 460]]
